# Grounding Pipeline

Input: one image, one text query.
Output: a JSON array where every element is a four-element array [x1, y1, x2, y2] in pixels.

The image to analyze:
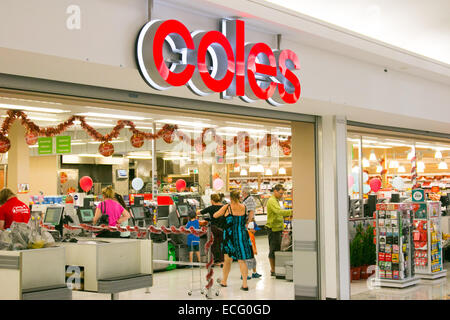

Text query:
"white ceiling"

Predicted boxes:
[[263, 0, 450, 65]]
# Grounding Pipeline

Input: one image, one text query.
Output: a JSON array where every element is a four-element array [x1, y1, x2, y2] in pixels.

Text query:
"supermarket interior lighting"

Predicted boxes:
[[369, 150, 377, 161], [0, 103, 69, 113], [77, 112, 149, 121], [362, 158, 370, 167], [438, 161, 448, 170], [435, 150, 443, 159]]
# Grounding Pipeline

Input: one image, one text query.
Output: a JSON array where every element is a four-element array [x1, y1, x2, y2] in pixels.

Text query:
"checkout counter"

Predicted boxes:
[[60, 238, 152, 298], [8, 201, 154, 300], [0, 246, 71, 300]]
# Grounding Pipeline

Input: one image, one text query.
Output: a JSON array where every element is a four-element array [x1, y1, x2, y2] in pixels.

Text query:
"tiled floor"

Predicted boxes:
[[351, 263, 450, 300], [71, 236, 450, 300], [72, 235, 295, 300]]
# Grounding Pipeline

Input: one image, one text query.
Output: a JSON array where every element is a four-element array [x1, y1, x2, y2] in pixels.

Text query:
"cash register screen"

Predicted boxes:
[[79, 209, 94, 222], [177, 204, 189, 217], [44, 207, 64, 226], [132, 206, 146, 219]]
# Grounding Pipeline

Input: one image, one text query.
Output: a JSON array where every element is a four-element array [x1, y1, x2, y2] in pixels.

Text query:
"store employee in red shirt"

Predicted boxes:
[[0, 188, 30, 230]]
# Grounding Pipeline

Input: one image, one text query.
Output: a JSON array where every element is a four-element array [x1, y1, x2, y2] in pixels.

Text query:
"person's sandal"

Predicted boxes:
[[240, 286, 249, 291], [219, 283, 227, 287]]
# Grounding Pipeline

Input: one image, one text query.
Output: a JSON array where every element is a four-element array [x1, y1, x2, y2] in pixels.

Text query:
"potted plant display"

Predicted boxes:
[[350, 232, 363, 281]]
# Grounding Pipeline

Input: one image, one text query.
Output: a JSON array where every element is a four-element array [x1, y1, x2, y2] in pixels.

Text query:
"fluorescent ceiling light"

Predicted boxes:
[[88, 140, 124, 144], [278, 167, 287, 175], [361, 140, 378, 144], [270, 131, 292, 136], [85, 122, 115, 127], [218, 127, 267, 134], [156, 119, 216, 128], [77, 112, 149, 121], [177, 128, 204, 133], [381, 142, 410, 147], [78, 154, 105, 158], [226, 121, 265, 127], [163, 157, 190, 161], [1, 97, 62, 105], [128, 151, 151, 156], [27, 116, 60, 122], [127, 156, 152, 159], [369, 150, 377, 161], [265, 168, 273, 176], [435, 150, 443, 159], [0, 103, 69, 113], [71, 142, 87, 146]]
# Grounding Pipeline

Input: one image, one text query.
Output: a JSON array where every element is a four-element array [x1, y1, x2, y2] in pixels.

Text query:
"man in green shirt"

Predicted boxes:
[[266, 184, 292, 276]]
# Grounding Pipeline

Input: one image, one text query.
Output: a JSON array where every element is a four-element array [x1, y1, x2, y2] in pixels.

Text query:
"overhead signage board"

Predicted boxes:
[[38, 137, 53, 155], [136, 19, 301, 106], [56, 136, 71, 154]]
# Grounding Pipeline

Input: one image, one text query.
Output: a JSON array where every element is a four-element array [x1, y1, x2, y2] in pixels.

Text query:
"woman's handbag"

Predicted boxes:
[[98, 201, 110, 225]]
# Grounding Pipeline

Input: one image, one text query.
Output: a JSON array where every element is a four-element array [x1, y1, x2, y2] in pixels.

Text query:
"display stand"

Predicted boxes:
[[413, 201, 447, 280], [375, 203, 419, 288]]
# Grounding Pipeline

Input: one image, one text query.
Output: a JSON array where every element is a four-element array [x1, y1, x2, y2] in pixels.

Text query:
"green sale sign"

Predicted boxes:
[[38, 137, 52, 155], [56, 136, 71, 154]]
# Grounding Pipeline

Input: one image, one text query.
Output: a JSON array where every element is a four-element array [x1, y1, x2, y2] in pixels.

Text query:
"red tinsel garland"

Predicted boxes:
[[0, 110, 292, 155]]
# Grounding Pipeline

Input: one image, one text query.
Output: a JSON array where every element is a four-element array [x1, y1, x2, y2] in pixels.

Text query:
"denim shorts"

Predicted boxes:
[[188, 245, 199, 252]]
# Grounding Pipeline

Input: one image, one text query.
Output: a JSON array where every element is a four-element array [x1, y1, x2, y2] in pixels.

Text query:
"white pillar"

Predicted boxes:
[[318, 115, 350, 300]]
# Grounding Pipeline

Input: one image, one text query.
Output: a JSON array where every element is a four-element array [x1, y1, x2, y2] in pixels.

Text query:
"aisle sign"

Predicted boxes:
[[56, 136, 71, 154], [38, 137, 53, 155]]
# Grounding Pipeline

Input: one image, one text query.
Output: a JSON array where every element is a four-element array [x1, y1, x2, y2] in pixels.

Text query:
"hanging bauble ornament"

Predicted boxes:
[[130, 133, 145, 148], [282, 145, 291, 156], [0, 136, 11, 153], [162, 130, 174, 144], [98, 142, 114, 157], [25, 130, 39, 145]]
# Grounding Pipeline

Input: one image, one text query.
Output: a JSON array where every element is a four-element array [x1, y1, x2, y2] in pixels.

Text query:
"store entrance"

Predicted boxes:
[[0, 89, 317, 300], [347, 127, 450, 300]]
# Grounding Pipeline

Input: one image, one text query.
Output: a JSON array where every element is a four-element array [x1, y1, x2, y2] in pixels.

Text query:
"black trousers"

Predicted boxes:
[[267, 229, 282, 260], [211, 225, 224, 263]]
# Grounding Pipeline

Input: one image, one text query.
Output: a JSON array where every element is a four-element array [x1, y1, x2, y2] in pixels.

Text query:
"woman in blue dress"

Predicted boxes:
[[213, 190, 253, 291]]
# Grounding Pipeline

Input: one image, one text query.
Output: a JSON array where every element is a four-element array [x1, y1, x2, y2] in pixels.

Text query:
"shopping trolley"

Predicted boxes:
[[187, 240, 203, 296]]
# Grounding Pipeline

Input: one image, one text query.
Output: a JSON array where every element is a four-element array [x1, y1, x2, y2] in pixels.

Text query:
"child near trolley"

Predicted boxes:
[[186, 211, 201, 266], [247, 221, 262, 278]]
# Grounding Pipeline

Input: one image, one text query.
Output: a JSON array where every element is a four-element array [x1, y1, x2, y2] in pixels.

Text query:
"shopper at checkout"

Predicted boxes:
[[197, 193, 225, 266], [186, 211, 201, 265], [0, 188, 31, 230], [266, 184, 292, 276], [213, 190, 254, 291], [93, 186, 131, 238]]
